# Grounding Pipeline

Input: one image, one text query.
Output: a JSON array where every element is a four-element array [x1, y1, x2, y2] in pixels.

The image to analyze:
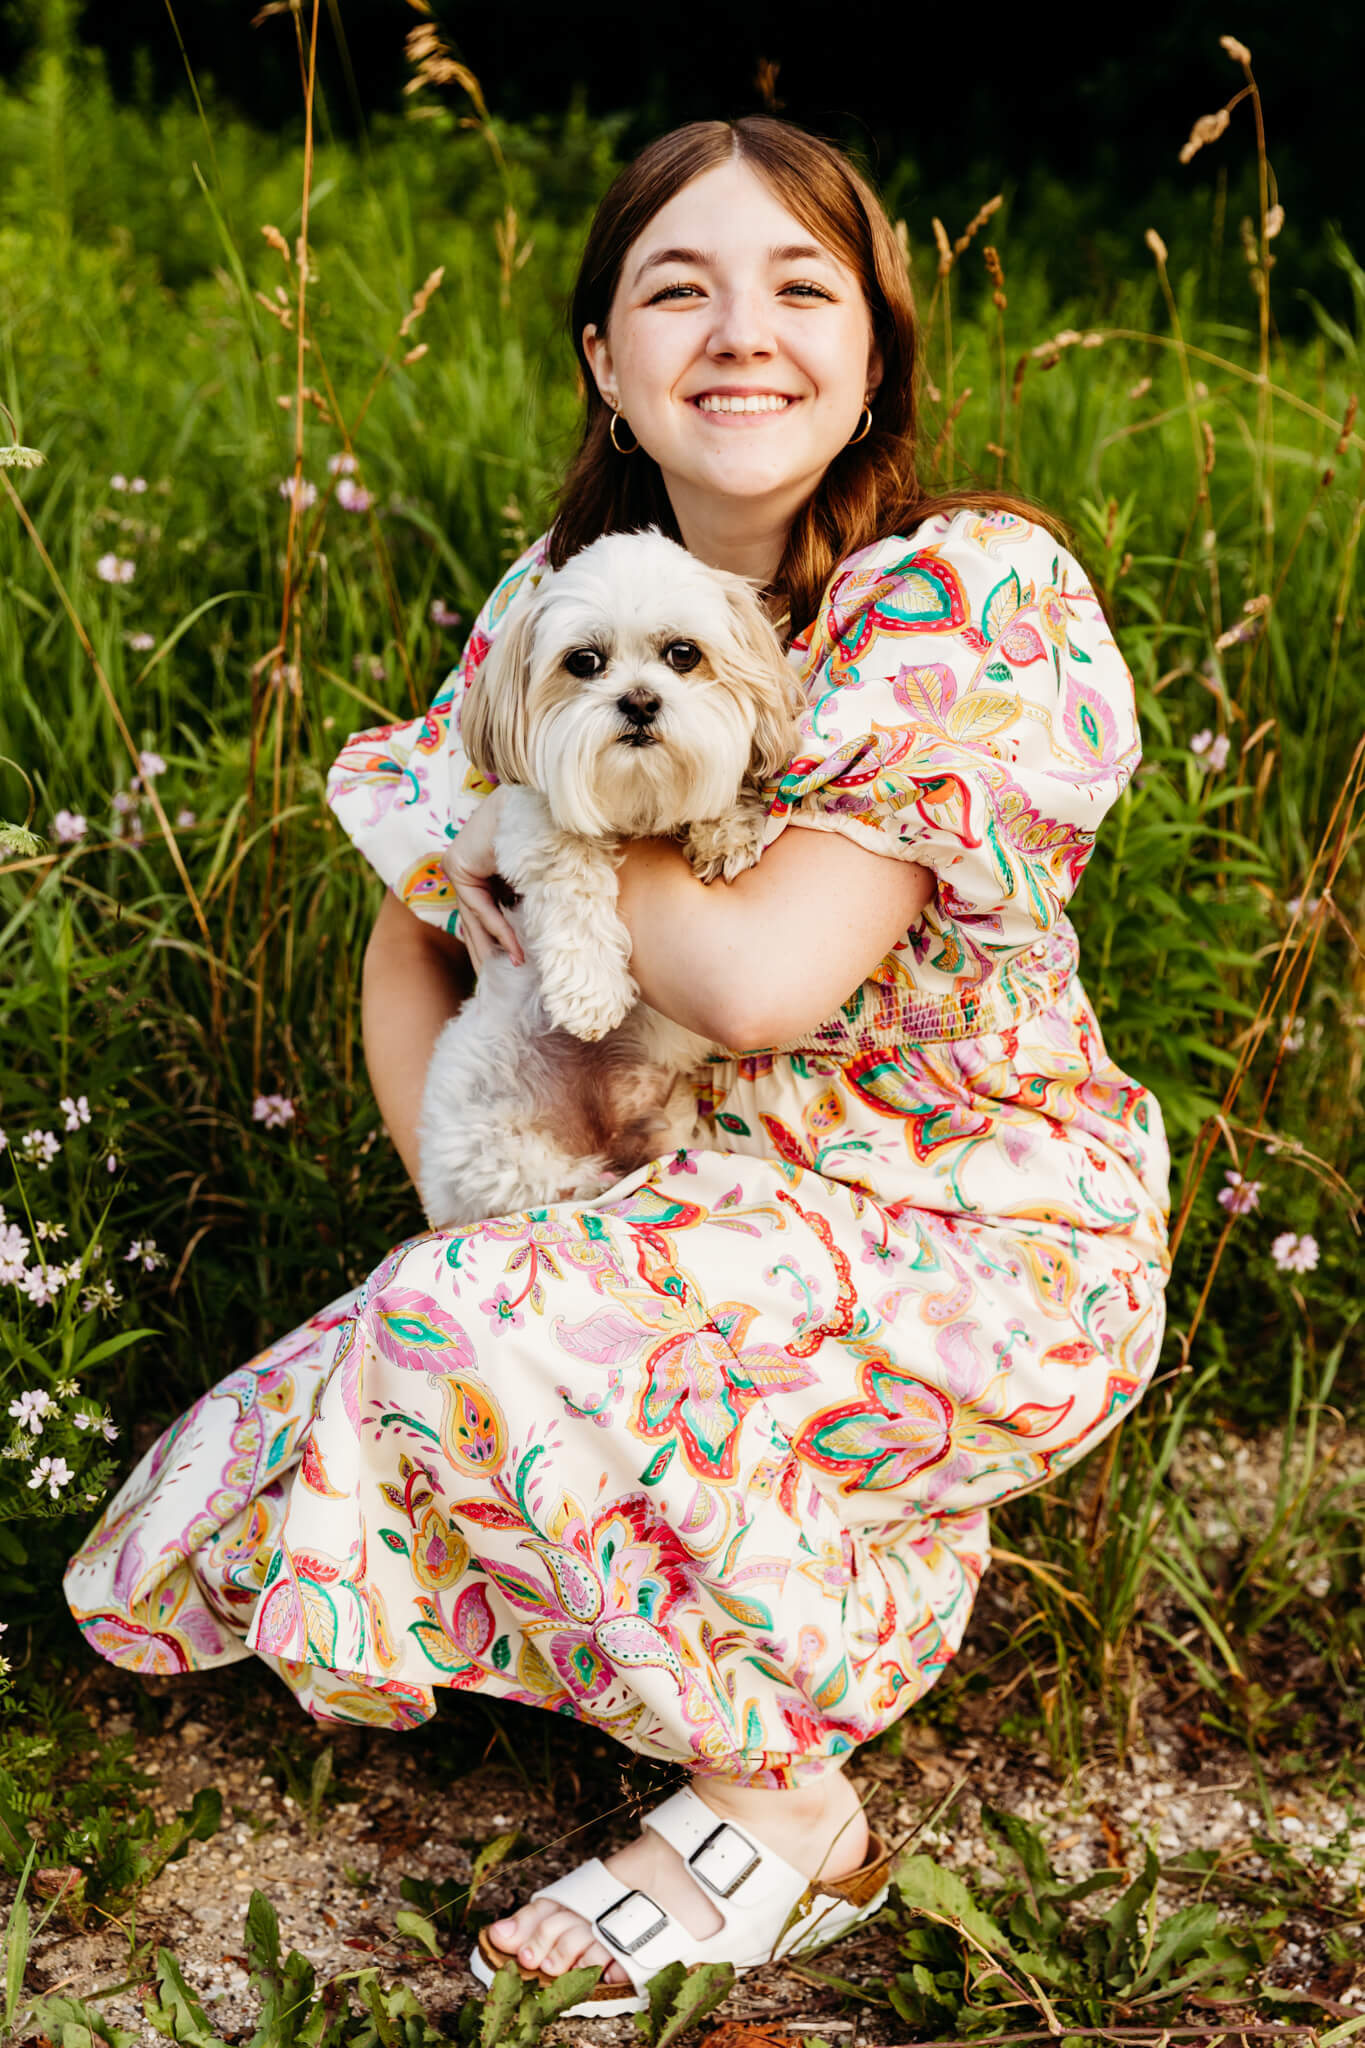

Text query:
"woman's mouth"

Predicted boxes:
[[690, 393, 798, 418]]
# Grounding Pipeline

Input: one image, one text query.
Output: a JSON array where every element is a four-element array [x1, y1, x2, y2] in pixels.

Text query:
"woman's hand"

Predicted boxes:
[[440, 786, 525, 974]]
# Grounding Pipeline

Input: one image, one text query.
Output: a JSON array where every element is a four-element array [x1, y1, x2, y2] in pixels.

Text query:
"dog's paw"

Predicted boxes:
[[685, 805, 770, 884], [541, 968, 637, 1042]]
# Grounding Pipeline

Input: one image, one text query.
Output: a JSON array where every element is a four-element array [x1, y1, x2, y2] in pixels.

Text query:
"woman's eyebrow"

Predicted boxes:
[[632, 242, 832, 287]]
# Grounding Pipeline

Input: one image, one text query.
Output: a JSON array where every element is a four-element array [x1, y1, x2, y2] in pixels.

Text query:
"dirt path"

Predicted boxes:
[[18, 1645, 1362, 2046]]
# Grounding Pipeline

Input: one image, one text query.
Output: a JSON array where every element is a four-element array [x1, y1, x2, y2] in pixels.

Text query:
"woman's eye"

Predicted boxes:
[[647, 281, 833, 304], [564, 647, 605, 678], [664, 640, 702, 672]]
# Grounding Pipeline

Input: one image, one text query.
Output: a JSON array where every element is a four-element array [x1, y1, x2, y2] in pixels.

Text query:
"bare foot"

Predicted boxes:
[[482, 1769, 870, 1986]]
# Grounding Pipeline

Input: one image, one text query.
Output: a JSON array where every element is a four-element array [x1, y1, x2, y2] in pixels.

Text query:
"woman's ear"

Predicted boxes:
[[581, 323, 618, 411], [458, 591, 541, 787]]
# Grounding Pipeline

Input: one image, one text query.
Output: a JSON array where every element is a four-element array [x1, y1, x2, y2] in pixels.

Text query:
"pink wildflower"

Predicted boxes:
[[1216, 1170, 1262, 1216], [7, 1389, 52, 1433], [175, 809, 197, 829], [126, 631, 156, 652], [0, 1221, 30, 1284], [335, 477, 374, 513], [96, 553, 136, 585], [428, 599, 462, 630], [278, 476, 318, 509], [52, 810, 87, 844], [1190, 730, 1230, 773], [252, 1093, 296, 1130], [109, 474, 128, 492], [1271, 1231, 1320, 1274], [27, 1455, 73, 1497], [328, 452, 358, 475], [60, 1095, 91, 1131], [138, 750, 166, 780]]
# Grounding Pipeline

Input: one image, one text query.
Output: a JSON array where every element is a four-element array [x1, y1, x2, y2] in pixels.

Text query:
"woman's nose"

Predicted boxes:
[[705, 291, 776, 359]]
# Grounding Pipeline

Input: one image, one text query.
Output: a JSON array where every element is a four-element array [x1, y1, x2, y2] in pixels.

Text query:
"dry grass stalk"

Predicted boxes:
[[399, 265, 444, 338], [953, 193, 1002, 259], [931, 216, 952, 277], [1179, 108, 1231, 163], [753, 56, 783, 113], [983, 245, 1007, 311], [261, 223, 291, 265], [403, 19, 488, 119]]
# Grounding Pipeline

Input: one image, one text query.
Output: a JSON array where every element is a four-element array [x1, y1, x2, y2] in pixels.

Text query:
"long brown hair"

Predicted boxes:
[[549, 116, 1062, 639]]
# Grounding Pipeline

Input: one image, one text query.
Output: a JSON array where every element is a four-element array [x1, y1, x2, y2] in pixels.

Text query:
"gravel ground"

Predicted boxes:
[[16, 1422, 1364, 2044]]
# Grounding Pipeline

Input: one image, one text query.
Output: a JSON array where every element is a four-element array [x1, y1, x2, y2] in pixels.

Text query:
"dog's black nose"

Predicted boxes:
[[617, 687, 661, 727]]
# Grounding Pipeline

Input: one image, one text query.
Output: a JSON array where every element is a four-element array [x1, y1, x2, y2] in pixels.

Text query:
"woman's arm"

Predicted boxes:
[[362, 889, 474, 1186], [614, 828, 935, 1051]]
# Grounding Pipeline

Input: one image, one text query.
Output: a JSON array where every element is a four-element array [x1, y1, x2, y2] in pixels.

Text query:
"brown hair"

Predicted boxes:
[[548, 116, 1063, 639]]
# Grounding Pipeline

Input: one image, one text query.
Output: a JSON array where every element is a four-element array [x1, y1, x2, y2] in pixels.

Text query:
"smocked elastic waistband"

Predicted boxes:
[[736, 921, 1081, 1059]]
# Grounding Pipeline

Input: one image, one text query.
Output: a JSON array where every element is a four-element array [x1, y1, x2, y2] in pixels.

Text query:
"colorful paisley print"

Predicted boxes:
[[65, 511, 1171, 1788]]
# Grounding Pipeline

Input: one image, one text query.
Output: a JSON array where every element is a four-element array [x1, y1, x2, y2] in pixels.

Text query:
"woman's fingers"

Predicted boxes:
[[449, 879, 523, 973]]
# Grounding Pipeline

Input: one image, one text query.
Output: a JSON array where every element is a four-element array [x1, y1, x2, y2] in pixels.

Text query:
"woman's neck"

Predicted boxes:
[[665, 482, 796, 588]]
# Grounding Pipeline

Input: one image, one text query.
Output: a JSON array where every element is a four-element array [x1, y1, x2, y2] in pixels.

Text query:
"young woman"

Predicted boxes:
[[66, 118, 1171, 2015]]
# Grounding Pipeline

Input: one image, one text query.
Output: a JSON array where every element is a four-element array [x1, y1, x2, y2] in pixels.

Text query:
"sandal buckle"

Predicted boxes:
[[687, 1821, 763, 1899], [595, 1888, 670, 1956]]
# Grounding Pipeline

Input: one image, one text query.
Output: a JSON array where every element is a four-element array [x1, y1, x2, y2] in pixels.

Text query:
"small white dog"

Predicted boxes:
[[416, 527, 806, 1229]]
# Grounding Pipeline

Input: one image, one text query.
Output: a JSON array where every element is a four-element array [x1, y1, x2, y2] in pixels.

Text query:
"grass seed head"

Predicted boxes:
[[1180, 108, 1231, 164], [1219, 33, 1252, 65], [261, 224, 291, 265], [932, 216, 952, 276], [1145, 228, 1169, 266]]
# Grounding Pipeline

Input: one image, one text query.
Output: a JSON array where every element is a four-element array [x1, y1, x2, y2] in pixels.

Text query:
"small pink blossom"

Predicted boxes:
[[111, 789, 137, 816], [860, 1228, 901, 1265], [109, 473, 129, 492], [96, 553, 136, 585], [8, 1389, 53, 1433], [52, 810, 87, 844], [175, 809, 197, 829], [479, 1287, 525, 1332], [1286, 894, 1322, 919], [1271, 1231, 1319, 1274], [335, 477, 374, 513], [252, 1093, 296, 1130], [106, 1152, 118, 1174], [60, 1095, 91, 1131], [19, 1130, 60, 1170], [126, 631, 156, 652], [328, 451, 358, 475], [1190, 729, 1230, 772], [28, 1454, 74, 1497], [667, 1149, 698, 1176], [1216, 1170, 1262, 1216], [138, 750, 166, 780], [428, 598, 462, 630], [278, 475, 318, 509], [0, 1221, 30, 1284], [123, 1238, 166, 1271], [129, 476, 147, 494], [73, 1410, 120, 1441]]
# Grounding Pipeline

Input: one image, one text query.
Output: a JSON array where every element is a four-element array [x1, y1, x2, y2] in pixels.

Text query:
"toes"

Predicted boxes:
[[515, 1905, 584, 1973]]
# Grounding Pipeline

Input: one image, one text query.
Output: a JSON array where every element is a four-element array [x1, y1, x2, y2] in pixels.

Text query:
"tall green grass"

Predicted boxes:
[[0, 16, 1360, 1758]]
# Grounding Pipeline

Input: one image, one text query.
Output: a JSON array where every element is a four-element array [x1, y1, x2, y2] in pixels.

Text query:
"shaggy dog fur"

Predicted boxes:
[[417, 528, 805, 1227]]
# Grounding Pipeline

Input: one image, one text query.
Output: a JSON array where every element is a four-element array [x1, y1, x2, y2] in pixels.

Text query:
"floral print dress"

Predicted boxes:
[[65, 510, 1171, 1788]]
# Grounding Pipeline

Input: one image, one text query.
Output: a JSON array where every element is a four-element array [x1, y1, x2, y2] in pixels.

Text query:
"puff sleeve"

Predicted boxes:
[[324, 535, 551, 934], [769, 510, 1140, 971]]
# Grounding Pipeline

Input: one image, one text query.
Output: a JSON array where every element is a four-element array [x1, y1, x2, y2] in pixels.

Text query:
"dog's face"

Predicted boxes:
[[460, 528, 805, 838]]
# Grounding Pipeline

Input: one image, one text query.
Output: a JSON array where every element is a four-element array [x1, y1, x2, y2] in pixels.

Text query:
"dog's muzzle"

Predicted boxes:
[[616, 686, 661, 747]]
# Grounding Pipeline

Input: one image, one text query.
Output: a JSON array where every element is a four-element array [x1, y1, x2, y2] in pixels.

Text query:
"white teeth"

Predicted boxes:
[[696, 394, 793, 414]]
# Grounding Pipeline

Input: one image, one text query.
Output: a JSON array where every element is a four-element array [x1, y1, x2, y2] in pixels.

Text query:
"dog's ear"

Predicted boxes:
[[459, 586, 541, 786], [717, 577, 808, 783]]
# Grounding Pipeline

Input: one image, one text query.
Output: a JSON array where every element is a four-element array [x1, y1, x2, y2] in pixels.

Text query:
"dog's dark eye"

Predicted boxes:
[[663, 640, 702, 673], [564, 647, 605, 679]]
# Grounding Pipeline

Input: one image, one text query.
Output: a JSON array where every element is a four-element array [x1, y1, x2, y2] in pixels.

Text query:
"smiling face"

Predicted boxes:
[[581, 158, 883, 567]]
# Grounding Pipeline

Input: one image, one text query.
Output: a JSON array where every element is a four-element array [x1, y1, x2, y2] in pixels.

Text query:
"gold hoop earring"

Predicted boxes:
[[609, 409, 639, 456], [847, 403, 873, 446]]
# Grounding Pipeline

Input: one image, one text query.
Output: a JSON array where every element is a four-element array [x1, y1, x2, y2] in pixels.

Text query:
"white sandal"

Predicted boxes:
[[469, 1783, 892, 2018]]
